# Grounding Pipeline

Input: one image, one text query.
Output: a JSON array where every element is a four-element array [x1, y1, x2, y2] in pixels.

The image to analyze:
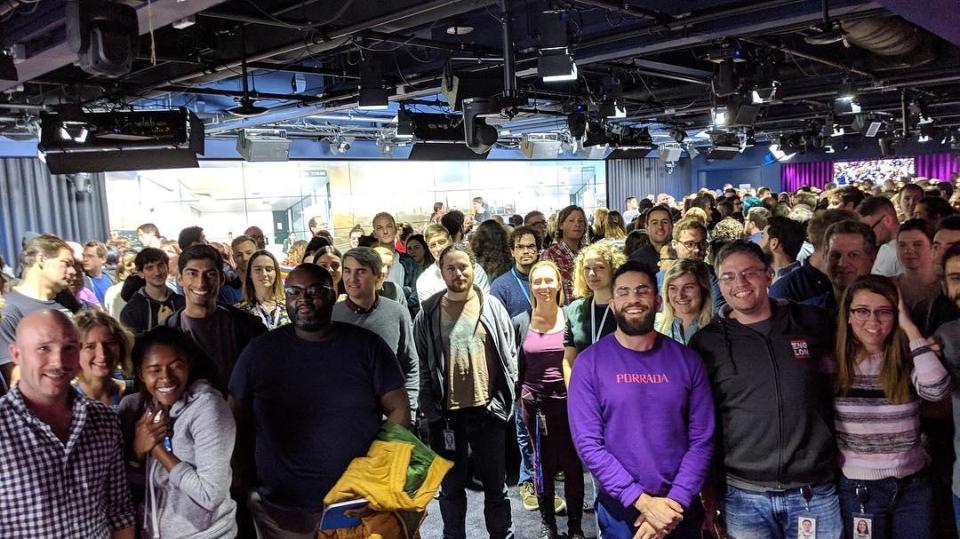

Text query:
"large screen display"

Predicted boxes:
[[833, 158, 915, 185]]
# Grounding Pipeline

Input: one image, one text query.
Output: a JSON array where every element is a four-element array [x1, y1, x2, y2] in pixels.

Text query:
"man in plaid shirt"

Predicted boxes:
[[0, 309, 135, 538]]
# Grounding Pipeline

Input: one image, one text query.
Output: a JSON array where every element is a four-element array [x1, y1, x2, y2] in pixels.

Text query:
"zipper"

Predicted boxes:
[[764, 336, 785, 489]]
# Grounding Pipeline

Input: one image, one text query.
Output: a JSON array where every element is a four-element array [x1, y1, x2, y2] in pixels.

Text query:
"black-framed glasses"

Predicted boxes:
[[849, 307, 896, 322], [284, 285, 333, 298], [678, 240, 706, 251]]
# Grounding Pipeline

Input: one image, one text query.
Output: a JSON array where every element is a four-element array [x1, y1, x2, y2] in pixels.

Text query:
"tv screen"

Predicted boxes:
[[833, 158, 915, 186]]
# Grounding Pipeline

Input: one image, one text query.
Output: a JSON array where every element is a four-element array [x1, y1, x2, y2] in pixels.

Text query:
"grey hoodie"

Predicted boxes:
[[119, 380, 237, 539]]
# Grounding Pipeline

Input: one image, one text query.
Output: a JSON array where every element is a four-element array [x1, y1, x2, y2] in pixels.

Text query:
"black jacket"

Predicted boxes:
[[119, 288, 185, 335], [689, 299, 837, 489]]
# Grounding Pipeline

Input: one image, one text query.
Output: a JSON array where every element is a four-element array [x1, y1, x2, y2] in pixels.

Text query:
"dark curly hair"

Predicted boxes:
[[469, 220, 512, 279]]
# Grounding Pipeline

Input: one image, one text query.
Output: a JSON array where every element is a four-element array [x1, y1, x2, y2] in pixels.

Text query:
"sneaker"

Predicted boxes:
[[554, 494, 567, 515], [537, 524, 559, 539], [519, 481, 539, 511], [583, 499, 594, 513]]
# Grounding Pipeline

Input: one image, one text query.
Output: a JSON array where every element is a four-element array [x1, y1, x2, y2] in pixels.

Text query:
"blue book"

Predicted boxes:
[[317, 498, 369, 530]]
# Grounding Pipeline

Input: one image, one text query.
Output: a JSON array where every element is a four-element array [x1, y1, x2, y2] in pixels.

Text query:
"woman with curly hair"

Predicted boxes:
[[562, 241, 626, 381], [470, 219, 513, 280], [283, 239, 308, 266]]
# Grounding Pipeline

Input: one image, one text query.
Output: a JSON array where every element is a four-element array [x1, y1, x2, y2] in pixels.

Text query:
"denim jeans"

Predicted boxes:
[[515, 410, 534, 484], [838, 471, 932, 539], [428, 408, 513, 539], [595, 490, 703, 539], [724, 483, 842, 539]]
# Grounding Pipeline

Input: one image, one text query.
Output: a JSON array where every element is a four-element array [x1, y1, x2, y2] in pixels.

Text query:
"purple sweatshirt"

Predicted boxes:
[[567, 332, 715, 509]]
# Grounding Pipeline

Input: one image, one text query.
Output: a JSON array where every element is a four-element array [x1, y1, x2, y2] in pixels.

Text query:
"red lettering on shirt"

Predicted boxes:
[[790, 339, 811, 360]]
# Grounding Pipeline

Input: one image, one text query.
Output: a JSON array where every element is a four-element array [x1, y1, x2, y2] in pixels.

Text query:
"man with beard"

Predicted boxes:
[[490, 226, 541, 318], [761, 216, 805, 283], [414, 243, 517, 539], [914, 217, 960, 333], [567, 260, 715, 539], [230, 263, 409, 538], [802, 220, 877, 316], [690, 241, 841, 539]]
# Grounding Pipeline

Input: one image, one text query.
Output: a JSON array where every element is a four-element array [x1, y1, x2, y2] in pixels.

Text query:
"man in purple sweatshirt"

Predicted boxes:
[[567, 260, 715, 538]]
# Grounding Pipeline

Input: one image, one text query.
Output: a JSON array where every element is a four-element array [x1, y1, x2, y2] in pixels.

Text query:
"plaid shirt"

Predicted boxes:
[[540, 240, 577, 305], [0, 387, 135, 538]]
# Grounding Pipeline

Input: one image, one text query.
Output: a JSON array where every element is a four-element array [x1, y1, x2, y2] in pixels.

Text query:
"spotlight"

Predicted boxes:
[[537, 10, 578, 82], [669, 126, 687, 143], [601, 98, 626, 119], [358, 55, 388, 110], [834, 79, 860, 115], [462, 97, 501, 154], [711, 106, 729, 127], [752, 81, 781, 104], [706, 131, 741, 159], [686, 144, 700, 159]]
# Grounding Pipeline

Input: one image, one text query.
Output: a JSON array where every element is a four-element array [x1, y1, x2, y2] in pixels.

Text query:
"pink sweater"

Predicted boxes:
[[834, 339, 950, 480]]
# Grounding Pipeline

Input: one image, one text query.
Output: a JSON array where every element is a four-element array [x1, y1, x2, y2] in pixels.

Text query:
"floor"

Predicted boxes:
[[419, 473, 599, 539]]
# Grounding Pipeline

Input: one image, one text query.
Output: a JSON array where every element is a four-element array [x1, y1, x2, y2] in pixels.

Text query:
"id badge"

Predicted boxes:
[[537, 410, 549, 437], [851, 513, 873, 539], [442, 428, 456, 452], [796, 515, 817, 539]]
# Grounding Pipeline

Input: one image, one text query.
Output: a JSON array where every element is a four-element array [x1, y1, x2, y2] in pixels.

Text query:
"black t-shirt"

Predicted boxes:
[[228, 323, 405, 510]]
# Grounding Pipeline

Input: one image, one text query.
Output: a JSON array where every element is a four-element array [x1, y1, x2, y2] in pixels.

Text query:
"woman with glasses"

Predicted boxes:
[[834, 274, 949, 539], [514, 260, 585, 539], [562, 242, 626, 383], [655, 260, 714, 345], [238, 250, 290, 329]]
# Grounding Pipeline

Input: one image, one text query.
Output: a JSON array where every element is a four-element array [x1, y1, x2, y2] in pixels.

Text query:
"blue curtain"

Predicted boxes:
[[0, 158, 109, 266]]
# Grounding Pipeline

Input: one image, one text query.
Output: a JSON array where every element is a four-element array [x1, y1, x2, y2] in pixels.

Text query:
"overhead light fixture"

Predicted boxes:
[[669, 126, 687, 143], [601, 98, 626, 119], [446, 24, 474, 35], [172, 15, 196, 29], [833, 78, 861, 114], [752, 81, 781, 104], [711, 106, 729, 127], [537, 9, 578, 82], [686, 144, 700, 159], [358, 54, 389, 110]]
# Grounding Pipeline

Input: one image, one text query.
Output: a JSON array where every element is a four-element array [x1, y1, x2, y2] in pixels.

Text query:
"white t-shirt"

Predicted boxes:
[[872, 239, 903, 277], [416, 263, 490, 307]]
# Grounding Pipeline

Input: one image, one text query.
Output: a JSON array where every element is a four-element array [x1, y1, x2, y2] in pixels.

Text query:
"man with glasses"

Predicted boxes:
[[524, 210, 552, 248], [491, 226, 541, 318], [163, 244, 266, 392], [231, 263, 409, 538], [671, 218, 726, 311], [568, 259, 715, 539], [690, 241, 841, 539], [857, 196, 904, 276]]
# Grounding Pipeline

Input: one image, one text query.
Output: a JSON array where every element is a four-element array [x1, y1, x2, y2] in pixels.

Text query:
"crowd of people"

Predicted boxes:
[[1, 172, 960, 539]]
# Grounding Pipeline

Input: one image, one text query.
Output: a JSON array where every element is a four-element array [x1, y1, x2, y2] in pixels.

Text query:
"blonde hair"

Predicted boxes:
[[592, 207, 609, 237], [656, 259, 714, 334], [528, 260, 565, 309], [684, 207, 708, 223], [572, 242, 626, 298]]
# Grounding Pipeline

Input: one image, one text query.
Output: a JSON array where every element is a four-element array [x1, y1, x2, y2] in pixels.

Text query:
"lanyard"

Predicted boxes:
[[591, 298, 611, 344], [513, 268, 531, 307]]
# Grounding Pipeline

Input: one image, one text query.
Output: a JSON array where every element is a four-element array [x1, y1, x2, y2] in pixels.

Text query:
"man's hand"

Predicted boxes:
[[633, 493, 684, 534], [634, 521, 660, 539]]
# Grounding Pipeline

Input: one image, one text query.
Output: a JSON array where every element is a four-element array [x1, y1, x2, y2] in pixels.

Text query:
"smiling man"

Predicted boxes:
[[0, 309, 135, 538], [568, 260, 714, 539], [120, 248, 185, 335], [690, 241, 841, 539], [803, 220, 877, 316], [332, 247, 419, 416], [163, 244, 265, 392], [490, 226, 542, 318], [230, 263, 409, 539]]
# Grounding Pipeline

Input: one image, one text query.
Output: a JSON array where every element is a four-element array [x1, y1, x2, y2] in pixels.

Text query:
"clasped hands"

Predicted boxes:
[[633, 492, 684, 539]]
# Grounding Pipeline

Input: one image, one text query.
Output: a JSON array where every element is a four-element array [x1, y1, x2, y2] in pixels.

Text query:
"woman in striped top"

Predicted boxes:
[[834, 274, 950, 539]]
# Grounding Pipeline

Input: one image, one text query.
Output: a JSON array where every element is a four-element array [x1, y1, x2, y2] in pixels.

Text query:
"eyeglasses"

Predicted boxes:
[[849, 307, 896, 322], [614, 285, 654, 298], [284, 285, 333, 298], [718, 267, 769, 285], [513, 243, 538, 252], [678, 240, 706, 251]]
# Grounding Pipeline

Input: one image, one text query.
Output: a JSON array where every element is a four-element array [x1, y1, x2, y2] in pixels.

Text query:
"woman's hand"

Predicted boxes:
[[134, 410, 168, 461]]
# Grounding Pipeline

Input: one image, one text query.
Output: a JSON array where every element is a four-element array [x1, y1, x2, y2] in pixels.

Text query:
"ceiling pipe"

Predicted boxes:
[[740, 37, 878, 79], [501, 0, 516, 99], [569, 0, 671, 23]]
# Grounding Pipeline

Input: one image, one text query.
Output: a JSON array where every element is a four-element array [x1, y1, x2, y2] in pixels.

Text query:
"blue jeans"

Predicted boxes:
[[515, 410, 534, 484], [838, 471, 932, 539], [725, 483, 842, 539], [429, 409, 513, 539], [595, 491, 702, 539]]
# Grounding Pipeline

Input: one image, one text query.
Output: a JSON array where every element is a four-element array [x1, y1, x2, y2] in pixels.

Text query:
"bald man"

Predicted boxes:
[[244, 226, 267, 249], [0, 310, 135, 537]]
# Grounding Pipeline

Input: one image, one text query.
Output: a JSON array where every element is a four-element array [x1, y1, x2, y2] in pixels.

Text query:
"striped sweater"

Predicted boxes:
[[834, 339, 951, 480]]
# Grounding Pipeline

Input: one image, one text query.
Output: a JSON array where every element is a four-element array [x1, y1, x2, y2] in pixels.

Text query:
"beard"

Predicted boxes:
[[290, 303, 334, 331], [613, 305, 656, 336]]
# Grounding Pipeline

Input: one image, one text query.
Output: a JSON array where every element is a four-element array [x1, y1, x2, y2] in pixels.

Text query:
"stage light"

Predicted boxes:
[[539, 53, 577, 82], [358, 55, 389, 110], [669, 126, 687, 143], [711, 106, 729, 127], [537, 10, 578, 82], [686, 144, 700, 159], [752, 82, 781, 104], [834, 79, 861, 115]]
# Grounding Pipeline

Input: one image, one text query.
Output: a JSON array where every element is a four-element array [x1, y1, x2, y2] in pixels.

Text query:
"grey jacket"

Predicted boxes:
[[413, 285, 518, 423], [936, 319, 960, 498], [120, 381, 237, 539]]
